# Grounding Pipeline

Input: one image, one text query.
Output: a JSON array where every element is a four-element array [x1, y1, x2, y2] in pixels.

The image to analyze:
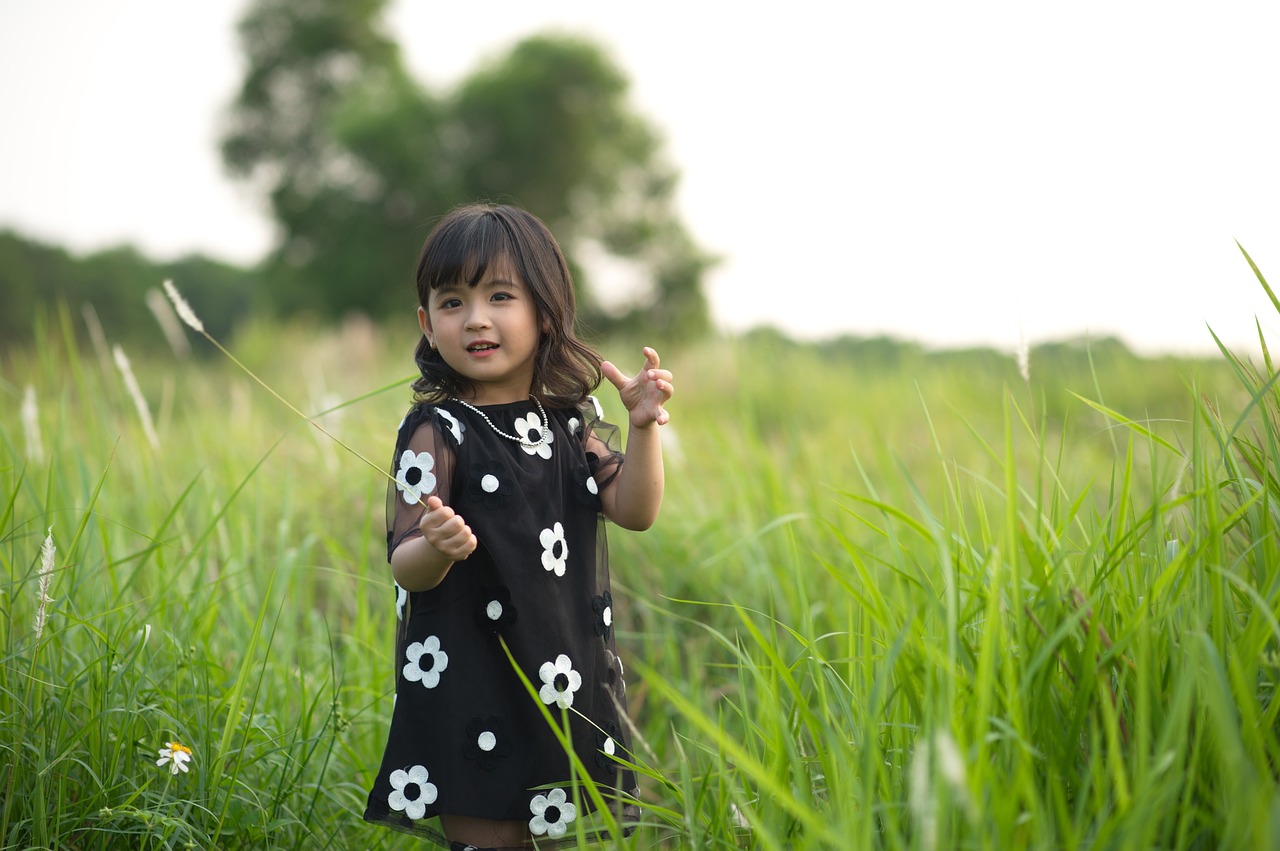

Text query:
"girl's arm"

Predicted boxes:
[[598, 346, 674, 531], [392, 496, 477, 591]]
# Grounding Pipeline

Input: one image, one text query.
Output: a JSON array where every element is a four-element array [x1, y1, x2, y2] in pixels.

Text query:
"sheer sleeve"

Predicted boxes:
[[580, 394, 624, 493], [385, 405, 456, 562]]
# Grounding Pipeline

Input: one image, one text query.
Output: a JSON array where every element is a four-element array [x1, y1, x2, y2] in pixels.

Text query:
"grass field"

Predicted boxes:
[[3, 279, 1279, 848]]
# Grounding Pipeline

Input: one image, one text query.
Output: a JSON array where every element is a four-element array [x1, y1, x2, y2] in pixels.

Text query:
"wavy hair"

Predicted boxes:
[[411, 204, 602, 407]]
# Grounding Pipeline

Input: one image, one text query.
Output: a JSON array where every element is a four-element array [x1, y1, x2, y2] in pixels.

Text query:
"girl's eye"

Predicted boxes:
[[491, 292, 513, 302], [440, 297, 462, 309]]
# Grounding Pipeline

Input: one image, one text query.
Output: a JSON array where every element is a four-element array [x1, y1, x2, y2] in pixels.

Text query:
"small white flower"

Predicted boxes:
[[403, 636, 448, 689], [436, 408, 465, 444], [481, 474, 500, 493], [485, 599, 504, 620], [514, 411, 554, 459], [395, 582, 407, 621], [388, 764, 437, 820], [395, 450, 436, 504], [603, 736, 616, 756], [540, 522, 568, 576], [538, 653, 582, 708], [477, 730, 497, 752], [156, 741, 193, 775], [529, 787, 577, 839], [567, 416, 580, 435], [585, 475, 598, 496], [588, 395, 604, 420]]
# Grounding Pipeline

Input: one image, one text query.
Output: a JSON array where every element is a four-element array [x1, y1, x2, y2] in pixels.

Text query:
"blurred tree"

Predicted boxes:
[[221, 0, 710, 337], [221, 0, 415, 317]]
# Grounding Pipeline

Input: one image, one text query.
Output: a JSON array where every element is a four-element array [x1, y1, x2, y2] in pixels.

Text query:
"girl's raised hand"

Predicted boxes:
[[419, 495, 478, 562], [601, 346, 674, 429]]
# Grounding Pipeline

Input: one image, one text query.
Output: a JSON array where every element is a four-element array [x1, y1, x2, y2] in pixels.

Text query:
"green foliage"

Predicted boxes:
[[2, 273, 1278, 847], [0, 230, 260, 349], [221, 0, 710, 335]]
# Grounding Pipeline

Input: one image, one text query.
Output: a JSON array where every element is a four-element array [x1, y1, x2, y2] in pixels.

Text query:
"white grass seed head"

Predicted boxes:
[[162, 279, 205, 334], [33, 526, 55, 639]]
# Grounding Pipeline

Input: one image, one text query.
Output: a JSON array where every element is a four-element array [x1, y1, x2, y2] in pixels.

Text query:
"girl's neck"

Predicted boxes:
[[456, 383, 535, 406]]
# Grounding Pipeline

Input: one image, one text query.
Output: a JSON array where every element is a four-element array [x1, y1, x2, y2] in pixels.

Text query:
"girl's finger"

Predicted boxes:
[[600, 360, 630, 390]]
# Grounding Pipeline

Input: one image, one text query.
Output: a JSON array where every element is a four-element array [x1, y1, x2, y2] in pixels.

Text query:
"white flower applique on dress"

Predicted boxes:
[[387, 764, 437, 820], [537, 653, 582, 708], [529, 787, 577, 839], [436, 408, 465, 444], [514, 411, 554, 459], [403, 636, 449, 689], [540, 522, 568, 576], [395, 450, 436, 504]]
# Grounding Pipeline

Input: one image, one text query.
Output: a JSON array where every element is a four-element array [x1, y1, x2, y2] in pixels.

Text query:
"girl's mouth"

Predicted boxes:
[[467, 342, 499, 352]]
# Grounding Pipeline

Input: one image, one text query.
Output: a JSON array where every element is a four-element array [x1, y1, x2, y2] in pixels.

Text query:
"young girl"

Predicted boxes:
[[363, 203, 673, 850]]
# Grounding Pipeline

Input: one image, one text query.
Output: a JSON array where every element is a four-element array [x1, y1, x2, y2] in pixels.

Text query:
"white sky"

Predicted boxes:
[[3, 0, 1280, 354]]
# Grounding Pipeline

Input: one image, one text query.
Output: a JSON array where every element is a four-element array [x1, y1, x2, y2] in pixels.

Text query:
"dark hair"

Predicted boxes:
[[411, 204, 602, 407]]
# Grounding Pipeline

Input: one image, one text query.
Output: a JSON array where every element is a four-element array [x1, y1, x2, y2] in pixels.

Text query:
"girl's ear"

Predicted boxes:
[[418, 306, 435, 349]]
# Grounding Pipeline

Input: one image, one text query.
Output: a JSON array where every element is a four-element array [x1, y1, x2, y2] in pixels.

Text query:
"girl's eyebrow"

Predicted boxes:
[[435, 275, 520, 293]]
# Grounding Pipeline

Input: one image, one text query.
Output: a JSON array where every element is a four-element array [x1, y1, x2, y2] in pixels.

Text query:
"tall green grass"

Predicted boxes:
[[2, 280, 1276, 849]]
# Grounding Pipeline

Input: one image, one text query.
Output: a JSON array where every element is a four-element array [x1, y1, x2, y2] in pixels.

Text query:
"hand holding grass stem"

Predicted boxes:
[[419, 496, 478, 562]]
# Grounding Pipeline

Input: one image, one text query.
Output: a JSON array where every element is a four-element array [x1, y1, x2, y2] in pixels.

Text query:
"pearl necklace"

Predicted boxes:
[[452, 395, 550, 448]]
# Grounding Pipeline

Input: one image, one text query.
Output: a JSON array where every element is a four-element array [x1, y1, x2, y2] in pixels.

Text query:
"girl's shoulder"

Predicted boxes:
[[394, 401, 466, 450], [543, 395, 610, 438], [567, 395, 622, 456]]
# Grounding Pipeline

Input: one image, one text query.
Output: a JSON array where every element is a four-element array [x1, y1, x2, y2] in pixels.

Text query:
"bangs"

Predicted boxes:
[[420, 209, 517, 290]]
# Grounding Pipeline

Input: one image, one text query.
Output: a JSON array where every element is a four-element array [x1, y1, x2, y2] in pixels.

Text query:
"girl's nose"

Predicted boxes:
[[464, 306, 491, 330]]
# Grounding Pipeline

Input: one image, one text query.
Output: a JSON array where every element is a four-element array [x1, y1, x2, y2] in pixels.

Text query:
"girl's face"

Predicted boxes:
[[418, 255, 543, 405]]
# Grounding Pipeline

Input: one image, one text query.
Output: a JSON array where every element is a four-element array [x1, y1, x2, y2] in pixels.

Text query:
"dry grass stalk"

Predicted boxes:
[[21, 384, 43, 464], [162, 279, 415, 500], [146, 287, 191, 358], [81, 302, 112, 368], [113, 345, 160, 450]]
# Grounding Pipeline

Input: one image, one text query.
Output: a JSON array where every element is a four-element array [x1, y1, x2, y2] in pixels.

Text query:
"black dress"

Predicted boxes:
[[363, 396, 639, 846]]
